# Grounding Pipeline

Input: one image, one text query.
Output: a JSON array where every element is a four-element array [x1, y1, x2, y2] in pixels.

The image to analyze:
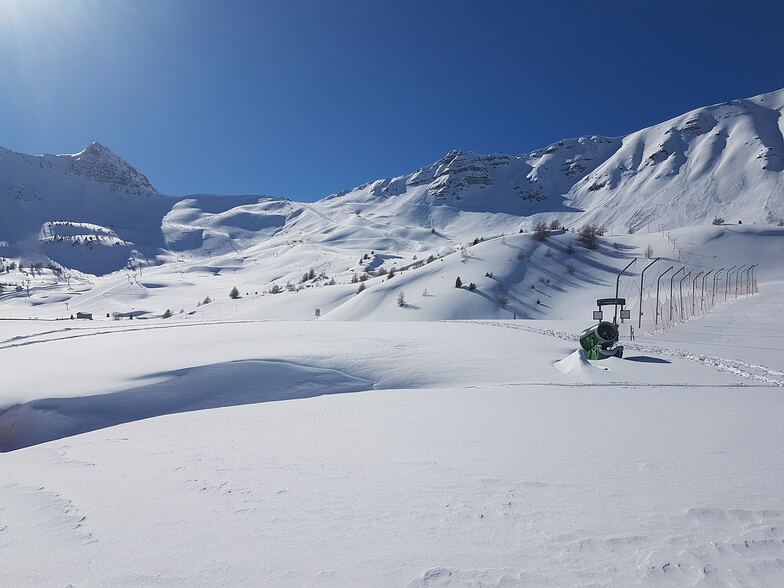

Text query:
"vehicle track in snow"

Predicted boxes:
[[461, 320, 784, 387], [0, 319, 263, 351]]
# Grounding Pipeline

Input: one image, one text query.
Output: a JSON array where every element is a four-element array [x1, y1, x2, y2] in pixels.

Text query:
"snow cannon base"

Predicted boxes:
[[597, 345, 623, 359]]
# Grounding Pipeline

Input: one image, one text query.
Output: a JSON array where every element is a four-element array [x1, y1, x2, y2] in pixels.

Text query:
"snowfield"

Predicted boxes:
[[2, 280, 784, 586]]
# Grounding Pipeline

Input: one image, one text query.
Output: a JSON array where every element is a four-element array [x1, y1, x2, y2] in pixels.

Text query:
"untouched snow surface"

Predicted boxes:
[[1, 281, 784, 586]]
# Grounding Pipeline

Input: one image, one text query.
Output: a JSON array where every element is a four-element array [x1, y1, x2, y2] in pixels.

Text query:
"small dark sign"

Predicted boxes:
[[596, 298, 626, 306]]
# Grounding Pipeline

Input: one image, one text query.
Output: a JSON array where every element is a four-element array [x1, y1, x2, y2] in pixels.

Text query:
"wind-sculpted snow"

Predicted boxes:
[[1, 302, 784, 585], [0, 359, 373, 451]]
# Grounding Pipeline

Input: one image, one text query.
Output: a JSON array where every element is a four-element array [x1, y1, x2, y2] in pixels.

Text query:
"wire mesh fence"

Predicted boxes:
[[621, 276, 758, 335]]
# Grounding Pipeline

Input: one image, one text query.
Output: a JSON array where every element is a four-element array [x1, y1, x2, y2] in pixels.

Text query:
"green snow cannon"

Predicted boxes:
[[579, 321, 622, 360], [579, 297, 628, 359]]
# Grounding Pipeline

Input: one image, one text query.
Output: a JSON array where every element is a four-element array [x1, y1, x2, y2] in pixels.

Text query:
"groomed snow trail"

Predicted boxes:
[[458, 285, 784, 387]]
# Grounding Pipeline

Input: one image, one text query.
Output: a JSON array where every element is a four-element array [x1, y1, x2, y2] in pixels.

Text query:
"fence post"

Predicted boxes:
[[656, 266, 674, 327], [746, 264, 756, 295], [691, 271, 703, 315], [725, 265, 736, 301], [670, 267, 684, 322], [679, 271, 691, 320], [638, 258, 658, 328], [712, 268, 724, 306], [700, 270, 713, 313], [614, 258, 637, 324], [734, 265, 746, 298]]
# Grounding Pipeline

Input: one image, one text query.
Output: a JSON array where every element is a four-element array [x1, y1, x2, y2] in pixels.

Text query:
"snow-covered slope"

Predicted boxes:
[[1, 88, 782, 318], [0, 142, 299, 274], [323, 88, 784, 233], [3, 288, 784, 586]]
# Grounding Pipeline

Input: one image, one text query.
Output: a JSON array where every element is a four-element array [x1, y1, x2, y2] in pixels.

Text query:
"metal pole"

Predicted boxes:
[[725, 265, 736, 300], [691, 272, 703, 315], [679, 271, 691, 320], [614, 258, 637, 324], [638, 258, 658, 328], [746, 264, 757, 295], [670, 267, 684, 322], [712, 268, 724, 306], [701, 270, 713, 313], [734, 265, 746, 298], [751, 264, 758, 294], [655, 266, 673, 326]]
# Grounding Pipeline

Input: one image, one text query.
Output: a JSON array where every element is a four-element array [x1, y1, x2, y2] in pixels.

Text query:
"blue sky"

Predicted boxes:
[[1, 0, 783, 201]]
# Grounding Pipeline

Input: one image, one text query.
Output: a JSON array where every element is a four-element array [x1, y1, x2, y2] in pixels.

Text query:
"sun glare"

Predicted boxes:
[[0, 0, 91, 36]]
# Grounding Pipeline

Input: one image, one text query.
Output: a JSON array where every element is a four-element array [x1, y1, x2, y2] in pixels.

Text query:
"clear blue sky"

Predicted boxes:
[[1, 0, 783, 201]]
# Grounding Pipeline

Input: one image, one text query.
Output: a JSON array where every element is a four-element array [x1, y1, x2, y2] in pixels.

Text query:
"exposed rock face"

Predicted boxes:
[[69, 142, 157, 192]]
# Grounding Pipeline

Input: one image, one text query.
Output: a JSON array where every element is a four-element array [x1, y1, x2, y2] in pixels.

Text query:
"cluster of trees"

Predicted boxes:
[[46, 233, 128, 248], [531, 220, 564, 242], [0, 260, 63, 276], [300, 267, 317, 283], [533, 223, 549, 241], [531, 222, 609, 248], [577, 224, 606, 249], [44, 221, 112, 236], [454, 276, 476, 290], [357, 252, 373, 265]]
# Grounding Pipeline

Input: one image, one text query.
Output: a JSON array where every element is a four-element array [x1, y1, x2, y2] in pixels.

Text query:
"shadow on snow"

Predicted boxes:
[[0, 359, 374, 452]]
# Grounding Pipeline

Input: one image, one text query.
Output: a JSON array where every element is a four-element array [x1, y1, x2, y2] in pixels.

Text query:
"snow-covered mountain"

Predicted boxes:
[[324, 88, 784, 232], [0, 88, 782, 304]]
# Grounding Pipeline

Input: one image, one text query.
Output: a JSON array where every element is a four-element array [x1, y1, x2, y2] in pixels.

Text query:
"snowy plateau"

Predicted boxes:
[[1, 89, 784, 586]]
